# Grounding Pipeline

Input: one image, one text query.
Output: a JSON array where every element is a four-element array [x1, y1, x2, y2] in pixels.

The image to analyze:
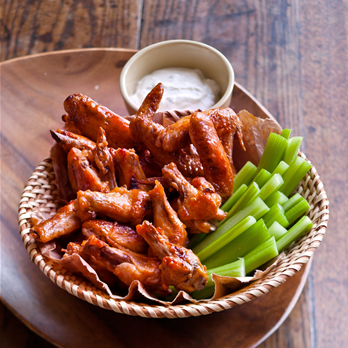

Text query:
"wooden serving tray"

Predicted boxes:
[[1, 48, 311, 347]]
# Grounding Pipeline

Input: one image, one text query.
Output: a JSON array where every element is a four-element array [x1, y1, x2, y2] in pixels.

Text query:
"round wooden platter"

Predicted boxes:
[[1, 48, 311, 348]]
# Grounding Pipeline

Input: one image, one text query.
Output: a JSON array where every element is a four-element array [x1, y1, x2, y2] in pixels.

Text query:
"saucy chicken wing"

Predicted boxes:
[[149, 181, 188, 246], [204, 108, 245, 169], [31, 200, 81, 243], [51, 129, 96, 153], [82, 220, 148, 254], [67, 148, 110, 194], [162, 163, 226, 232], [111, 148, 149, 191], [81, 235, 164, 292], [136, 221, 208, 293], [129, 83, 202, 177], [189, 112, 234, 202], [94, 127, 117, 190], [64, 93, 134, 149], [76, 187, 152, 225]]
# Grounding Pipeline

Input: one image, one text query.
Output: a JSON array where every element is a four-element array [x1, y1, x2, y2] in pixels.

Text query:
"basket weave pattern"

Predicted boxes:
[[18, 152, 329, 318]]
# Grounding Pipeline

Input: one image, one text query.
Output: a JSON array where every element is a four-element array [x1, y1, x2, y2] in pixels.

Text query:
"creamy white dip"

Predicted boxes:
[[130, 67, 220, 111]]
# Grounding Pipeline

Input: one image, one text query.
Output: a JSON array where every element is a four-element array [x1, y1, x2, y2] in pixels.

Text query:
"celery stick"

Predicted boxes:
[[225, 182, 260, 219], [221, 184, 248, 212], [233, 161, 257, 192], [244, 237, 278, 275], [268, 221, 288, 241], [283, 136, 303, 165], [263, 203, 289, 228], [256, 133, 288, 174], [272, 161, 289, 176], [204, 219, 270, 269], [281, 129, 292, 139], [280, 160, 312, 197], [187, 234, 207, 249], [194, 197, 270, 255], [206, 259, 245, 286], [282, 193, 303, 212], [192, 285, 215, 300], [265, 191, 288, 207], [276, 216, 313, 252], [285, 199, 310, 225], [196, 216, 256, 262], [279, 156, 304, 193], [259, 173, 284, 201], [251, 168, 272, 188]]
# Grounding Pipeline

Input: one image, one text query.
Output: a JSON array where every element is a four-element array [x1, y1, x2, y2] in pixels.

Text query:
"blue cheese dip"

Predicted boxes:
[[130, 67, 220, 111]]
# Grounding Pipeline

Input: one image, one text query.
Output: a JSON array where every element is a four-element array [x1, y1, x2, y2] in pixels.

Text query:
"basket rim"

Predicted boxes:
[[17, 152, 329, 318]]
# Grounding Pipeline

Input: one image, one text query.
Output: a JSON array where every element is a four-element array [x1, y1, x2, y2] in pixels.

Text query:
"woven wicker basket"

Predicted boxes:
[[18, 152, 328, 318]]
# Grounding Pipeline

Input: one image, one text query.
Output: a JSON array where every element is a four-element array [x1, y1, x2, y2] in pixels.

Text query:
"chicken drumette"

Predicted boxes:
[[82, 220, 148, 254], [189, 112, 235, 202], [80, 235, 165, 293], [162, 162, 226, 233], [149, 180, 188, 246], [136, 221, 208, 293]]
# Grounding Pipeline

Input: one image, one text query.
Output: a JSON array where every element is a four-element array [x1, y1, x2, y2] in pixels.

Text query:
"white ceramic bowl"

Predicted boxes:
[[120, 40, 235, 115]]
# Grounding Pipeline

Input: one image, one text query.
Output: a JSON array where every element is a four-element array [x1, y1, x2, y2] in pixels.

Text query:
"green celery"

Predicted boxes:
[[263, 203, 289, 228], [285, 199, 310, 225], [206, 259, 245, 287], [194, 197, 270, 255], [272, 161, 289, 176], [251, 168, 272, 188], [187, 234, 207, 249], [268, 221, 288, 241], [276, 216, 313, 252], [221, 184, 248, 212], [259, 173, 284, 201], [280, 160, 312, 197], [283, 136, 303, 165], [204, 219, 270, 269], [265, 191, 288, 207], [244, 237, 279, 275], [256, 133, 288, 174], [281, 129, 292, 139], [233, 162, 257, 192], [196, 216, 256, 262], [279, 156, 304, 194], [192, 285, 215, 300], [225, 182, 260, 219], [282, 193, 303, 212]]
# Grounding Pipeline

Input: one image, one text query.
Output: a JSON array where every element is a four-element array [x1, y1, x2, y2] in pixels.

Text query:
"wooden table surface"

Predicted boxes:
[[1, 1, 347, 347]]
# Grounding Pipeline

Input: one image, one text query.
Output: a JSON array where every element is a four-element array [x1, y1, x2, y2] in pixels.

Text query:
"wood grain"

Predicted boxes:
[[1, 0, 347, 346], [299, 1, 348, 347], [0, 0, 142, 62]]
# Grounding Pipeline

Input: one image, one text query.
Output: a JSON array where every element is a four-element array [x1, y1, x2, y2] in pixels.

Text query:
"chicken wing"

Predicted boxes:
[[94, 127, 117, 190], [31, 200, 81, 243], [82, 220, 148, 254], [64, 93, 134, 149], [162, 163, 226, 229], [189, 112, 234, 202], [81, 235, 164, 292], [76, 187, 152, 225], [129, 83, 202, 177], [136, 221, 208, 293], [67, 148, 110, 194], [63, 241, 118, 286], [204, 108, 245, 169], [138, 150, 163, 178], [50, 129, 96, 153], [149, 181, 187, 246], [111, 148, 149, 191]]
